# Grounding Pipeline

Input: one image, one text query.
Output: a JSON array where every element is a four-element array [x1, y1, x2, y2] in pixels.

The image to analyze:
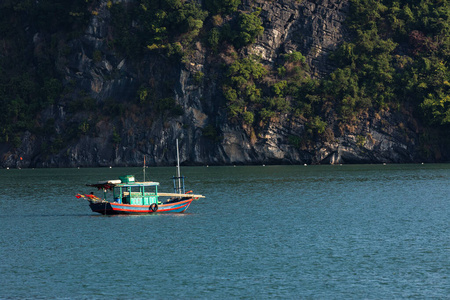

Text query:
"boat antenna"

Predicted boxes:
[[176, 139, 182, 194]]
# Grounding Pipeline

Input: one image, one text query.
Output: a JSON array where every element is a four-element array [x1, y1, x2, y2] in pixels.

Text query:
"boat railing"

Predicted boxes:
[[172, 176, 186, 194]]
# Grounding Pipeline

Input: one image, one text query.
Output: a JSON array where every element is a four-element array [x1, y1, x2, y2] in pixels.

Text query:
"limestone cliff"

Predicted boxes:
[[1, 0, 444, 168]]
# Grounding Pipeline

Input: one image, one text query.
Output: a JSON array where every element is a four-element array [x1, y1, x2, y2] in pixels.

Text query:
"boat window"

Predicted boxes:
[[113, 187, 121, 198], [127, 186, 142, 198]]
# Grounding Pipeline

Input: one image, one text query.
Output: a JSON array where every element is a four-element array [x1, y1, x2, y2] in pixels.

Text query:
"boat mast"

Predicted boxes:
[[176, 139, 181, 194]]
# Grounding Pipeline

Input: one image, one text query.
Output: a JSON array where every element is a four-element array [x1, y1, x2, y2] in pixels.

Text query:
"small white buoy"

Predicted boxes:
[[304, 164, 307, 166], [109, 166, 112, 169], [6, 167, 9, 170], [262, 164, 265, 167], [383, 163, 386, 165]]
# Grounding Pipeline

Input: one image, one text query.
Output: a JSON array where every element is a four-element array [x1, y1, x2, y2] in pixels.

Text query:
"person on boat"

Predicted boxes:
[[122, 191, 130, 204]]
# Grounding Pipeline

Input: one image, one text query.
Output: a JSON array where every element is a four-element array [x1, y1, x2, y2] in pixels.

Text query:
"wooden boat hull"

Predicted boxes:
[[89, 199, 193, 215]]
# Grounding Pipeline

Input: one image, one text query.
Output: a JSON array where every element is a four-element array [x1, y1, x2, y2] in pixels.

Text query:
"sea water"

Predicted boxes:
[[0, 164, 449, 298]]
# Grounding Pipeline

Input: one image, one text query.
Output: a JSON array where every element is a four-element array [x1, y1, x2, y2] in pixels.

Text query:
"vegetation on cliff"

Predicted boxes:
[[217, 0, 450, 155], [0, 0, 91, 147], [217, 0, 450, 130], [109, 0, 450, 145], [332, 0, 450, 126], [0, 0, 449, 161]]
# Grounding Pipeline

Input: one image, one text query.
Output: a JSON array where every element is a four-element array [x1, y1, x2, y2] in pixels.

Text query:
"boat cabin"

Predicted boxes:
[[90, 175, 160, 205], [114, 175, 159, 205], [113, 182, 159, 205]]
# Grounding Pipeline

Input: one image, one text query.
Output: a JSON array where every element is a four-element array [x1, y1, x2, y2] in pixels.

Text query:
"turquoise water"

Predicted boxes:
[[0, 164, 449, 298]]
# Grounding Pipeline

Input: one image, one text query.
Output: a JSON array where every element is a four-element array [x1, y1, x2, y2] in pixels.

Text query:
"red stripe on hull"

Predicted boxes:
[[89, 199, 193, 215]]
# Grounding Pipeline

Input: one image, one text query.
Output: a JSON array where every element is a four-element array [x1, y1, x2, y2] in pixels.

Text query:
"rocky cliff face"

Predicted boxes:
[[2, 0, 437, 168]]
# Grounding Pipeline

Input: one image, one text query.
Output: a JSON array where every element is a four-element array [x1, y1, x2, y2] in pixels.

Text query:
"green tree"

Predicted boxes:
[[234, 9, 264, 48], [204, 0, 241, 15]]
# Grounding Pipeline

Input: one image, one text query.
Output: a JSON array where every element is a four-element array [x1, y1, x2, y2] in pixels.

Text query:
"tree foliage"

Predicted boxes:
[[111, 0, 208, 59], [204, 0, 241, 15], [234, 9, 264, 48], [328, 0, 450, 125]]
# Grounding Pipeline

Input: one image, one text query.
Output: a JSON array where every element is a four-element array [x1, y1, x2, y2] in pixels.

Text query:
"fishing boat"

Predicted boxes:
[[76, 140, 204, 215]]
